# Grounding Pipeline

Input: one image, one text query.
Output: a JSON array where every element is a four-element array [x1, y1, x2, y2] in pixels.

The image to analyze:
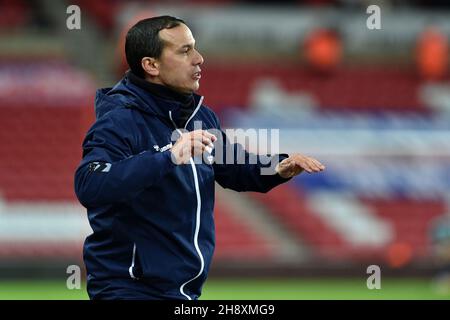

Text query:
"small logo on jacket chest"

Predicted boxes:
[[153, 143, 173, 152]]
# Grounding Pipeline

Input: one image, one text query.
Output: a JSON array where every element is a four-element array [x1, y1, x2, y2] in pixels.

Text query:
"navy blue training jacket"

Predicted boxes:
[[74, 74, 289, 300]]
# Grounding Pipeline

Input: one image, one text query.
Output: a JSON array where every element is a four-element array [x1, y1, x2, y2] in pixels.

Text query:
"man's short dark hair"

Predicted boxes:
[[125, 15, 186, 78]]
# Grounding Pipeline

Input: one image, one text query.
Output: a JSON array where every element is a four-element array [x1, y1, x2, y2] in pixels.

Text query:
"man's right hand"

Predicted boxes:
[[170, 130, 217, 165]]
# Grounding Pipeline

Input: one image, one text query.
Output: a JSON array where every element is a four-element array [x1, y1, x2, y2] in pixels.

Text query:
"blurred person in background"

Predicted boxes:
[[429, 211, 450, 294], [74, 15, 325, 300]]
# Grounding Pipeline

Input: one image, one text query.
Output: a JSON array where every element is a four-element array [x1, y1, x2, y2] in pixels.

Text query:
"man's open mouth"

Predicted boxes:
[[192, 71, 201, 80]]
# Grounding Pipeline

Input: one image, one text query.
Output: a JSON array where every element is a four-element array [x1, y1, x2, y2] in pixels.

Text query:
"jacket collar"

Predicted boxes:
[[95, 73, 204, 125], [124, 73, 203, 123], [127, 70, 194, 106]]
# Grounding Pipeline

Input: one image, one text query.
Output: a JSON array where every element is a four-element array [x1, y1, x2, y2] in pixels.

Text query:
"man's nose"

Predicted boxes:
[[193, 49, 204, 65]]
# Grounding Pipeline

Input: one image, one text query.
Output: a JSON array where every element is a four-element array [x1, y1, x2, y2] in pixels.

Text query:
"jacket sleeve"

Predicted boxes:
[[74, 112, 176, 207], [211, 114, 291, 193]]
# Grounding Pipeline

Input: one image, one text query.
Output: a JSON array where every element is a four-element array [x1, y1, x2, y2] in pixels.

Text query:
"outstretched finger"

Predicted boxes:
[[309, 161, 323, 172], [291, 158, 312, 173], [311, 158, 325, 170]]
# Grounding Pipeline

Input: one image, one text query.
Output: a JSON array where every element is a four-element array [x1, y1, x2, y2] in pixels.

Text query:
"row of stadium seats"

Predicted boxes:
[[200, 63, 429, 115], [0, 106, 82, 201], [250, 184, 446, 266], [214, 199, 275, 261]]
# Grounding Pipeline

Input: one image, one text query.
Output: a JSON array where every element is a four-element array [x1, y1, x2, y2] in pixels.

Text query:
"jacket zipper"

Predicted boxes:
[[128, 243, 139, 280], [169, 96, 205, 300]]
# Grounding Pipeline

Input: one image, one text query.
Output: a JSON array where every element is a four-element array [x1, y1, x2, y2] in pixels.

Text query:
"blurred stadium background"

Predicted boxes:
[[1, 0, 450, 300]]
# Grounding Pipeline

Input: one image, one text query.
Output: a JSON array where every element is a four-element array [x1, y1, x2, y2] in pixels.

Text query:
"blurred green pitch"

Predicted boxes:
[[0, 278, 449, 300]]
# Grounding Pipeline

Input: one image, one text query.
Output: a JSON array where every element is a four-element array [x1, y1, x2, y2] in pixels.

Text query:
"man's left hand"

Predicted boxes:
[[275, 153, 325, 179]]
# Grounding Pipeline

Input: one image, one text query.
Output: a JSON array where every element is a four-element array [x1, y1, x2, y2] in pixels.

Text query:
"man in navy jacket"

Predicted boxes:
[[74, 16, 325, 300]]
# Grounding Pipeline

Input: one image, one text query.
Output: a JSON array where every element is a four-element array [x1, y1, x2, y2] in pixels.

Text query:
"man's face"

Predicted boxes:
[[155, 23, 204, 94]]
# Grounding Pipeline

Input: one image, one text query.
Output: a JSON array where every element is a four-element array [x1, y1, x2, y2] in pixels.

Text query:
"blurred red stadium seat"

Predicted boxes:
[[214, 199, 275, 261], [0, 0, 30, 30]]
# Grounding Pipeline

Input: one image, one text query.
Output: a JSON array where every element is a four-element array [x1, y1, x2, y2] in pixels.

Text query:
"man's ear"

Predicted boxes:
[[141, 57, 159, 77]]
